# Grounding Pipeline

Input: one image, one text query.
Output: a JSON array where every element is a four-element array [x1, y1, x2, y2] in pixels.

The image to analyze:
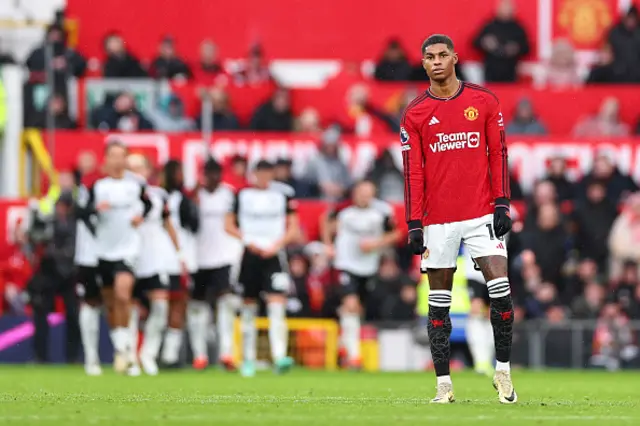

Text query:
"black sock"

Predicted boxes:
[[427, 290, 452, 377], [489, 294, 514, 363]]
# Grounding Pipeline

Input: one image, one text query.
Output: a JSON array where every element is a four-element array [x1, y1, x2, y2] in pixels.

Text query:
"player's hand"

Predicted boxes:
[[96, 201, 110, 212], [260, 243, 282, 259], [131, 215, 144, 227], [359, 239, 379, 253], [180, 261, 189, 277], [325, 244, 336, 259], [407, 221, 426, 255], [493, 198, 512, 239], [246, 244, 263, 256]]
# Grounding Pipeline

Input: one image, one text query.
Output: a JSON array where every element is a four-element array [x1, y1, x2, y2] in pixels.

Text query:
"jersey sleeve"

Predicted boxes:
[[400, 112, 425, 229], [139, 184, 153, 217], [286, 195, 298, 214], [485, 96, 510, 201]]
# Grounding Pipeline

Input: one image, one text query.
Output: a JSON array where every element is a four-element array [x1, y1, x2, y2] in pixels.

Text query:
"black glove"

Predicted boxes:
[[407, 220, 426, 255], [493, 198, 512, 239]]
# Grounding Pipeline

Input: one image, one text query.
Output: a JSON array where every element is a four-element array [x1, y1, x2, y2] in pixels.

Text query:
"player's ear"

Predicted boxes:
[[453, 52, 459, 65], [422, 57, 428, 71]]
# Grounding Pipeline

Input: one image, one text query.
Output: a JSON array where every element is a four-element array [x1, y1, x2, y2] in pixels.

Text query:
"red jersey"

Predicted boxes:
[[401, 82, 510, 226]]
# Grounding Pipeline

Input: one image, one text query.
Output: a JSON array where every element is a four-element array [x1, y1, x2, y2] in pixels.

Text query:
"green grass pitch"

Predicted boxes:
[[0, 366, 638, 425]]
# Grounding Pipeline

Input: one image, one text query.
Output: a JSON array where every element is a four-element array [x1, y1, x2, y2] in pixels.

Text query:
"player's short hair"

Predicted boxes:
[[421, 34, 455, 55], [204, 157, 222, 173], [254, 159, 274, 171], [105, 140, 127, 154]]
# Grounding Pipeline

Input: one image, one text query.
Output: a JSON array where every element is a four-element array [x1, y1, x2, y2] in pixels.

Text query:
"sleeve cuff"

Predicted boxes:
[[495, 197, 510, 209], [407, 220, 422, 232]]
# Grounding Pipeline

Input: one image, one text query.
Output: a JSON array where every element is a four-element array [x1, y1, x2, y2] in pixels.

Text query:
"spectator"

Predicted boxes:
[[586, 43, 630, 84], [572, 281, 605, 319], [250, 88, 293, 131], [573, 97, 630, 137], [196, 88, 240, 131], [344, 84, 395, 136], [366, 149, 404, 203], [294, 108, 322, 133], [544, 156, 575, 201], [521, 203, 569, 287], [274, 158, 314, 198], [612, 260, 640, 318], [374, 39, 413, 81], [91, 92, 154, 131], [148, 95, 195, 132], [609, 193, 640, 275], [194, 39, 226, 84], [591, 298, 639, 370], [286, 249, 312, 318], [572, 181, 618, 270], [150, 36, 191, 80], [510, 173, 525, 201], [29, 92, 76, 129], [523, 180, 558, 232], [473, 0, 529, 82], [524, 281, 558, 319], [374, 255, 417, 321], [305, 126, 352, 201], [103, 33, 147, 78], [222, 155, 248, 191], [506, 98, 547, 135], [26, 24, 86, 84], [233, 45, 271, 86], [537, 39, 580, 89], [576, 153, 638, 205], [607, 6, 640, 83]]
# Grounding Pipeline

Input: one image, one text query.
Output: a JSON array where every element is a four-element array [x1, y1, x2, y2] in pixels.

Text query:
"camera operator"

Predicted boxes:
[[27, 190, 80, 363]]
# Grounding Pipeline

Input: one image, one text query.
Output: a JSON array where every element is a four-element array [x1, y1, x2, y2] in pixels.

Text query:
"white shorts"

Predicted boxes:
[[421, 214, 507, 270]]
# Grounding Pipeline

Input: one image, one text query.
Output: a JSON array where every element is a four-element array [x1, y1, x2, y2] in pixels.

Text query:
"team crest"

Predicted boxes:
[[400, 127, 410, 144], [422, 248, 430, 260], [464, 106, 479, 121]]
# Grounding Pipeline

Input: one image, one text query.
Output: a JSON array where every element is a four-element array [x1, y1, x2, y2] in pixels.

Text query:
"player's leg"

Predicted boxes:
[[238, 251, 260, 377], [97, 260, 127, 373], [422, 222, 459, 404], [111, 262, 136, 374], [139, 275, 169, 375], [338, 272, 363, 369], [78, 266, 103, 376], [188, 269, 211, 370], [265, 254, 293, 374], [215, 266, 238, 371], [465, 279, 494, 375], [161, 275, 186, 367], [465, 215, 516, 403]]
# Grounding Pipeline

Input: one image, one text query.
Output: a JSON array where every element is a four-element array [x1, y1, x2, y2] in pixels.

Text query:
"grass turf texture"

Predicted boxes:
[[0, 367, 638, 425]]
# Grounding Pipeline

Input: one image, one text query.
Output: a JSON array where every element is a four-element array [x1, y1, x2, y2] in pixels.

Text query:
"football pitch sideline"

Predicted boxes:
[[0, 366, 638, 426]]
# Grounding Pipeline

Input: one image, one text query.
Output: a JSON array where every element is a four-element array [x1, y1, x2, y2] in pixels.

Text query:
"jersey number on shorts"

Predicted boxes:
[[485, 224, 504, 241]]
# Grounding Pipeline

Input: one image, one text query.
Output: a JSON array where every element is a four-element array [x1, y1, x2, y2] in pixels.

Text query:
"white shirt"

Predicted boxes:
[[235, 185, 294, 251], [333, 199, 394, 277], [92, 176, 145, 264], [196, 185, 240, 269], [74, 184, 98, 267], [165, 190, 198, 274], [135, 185, 169, 278]]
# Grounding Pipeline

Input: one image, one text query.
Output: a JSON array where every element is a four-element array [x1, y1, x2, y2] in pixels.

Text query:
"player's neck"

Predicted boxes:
[[429, 77, 460, 99], [110, 170, 125, 179]]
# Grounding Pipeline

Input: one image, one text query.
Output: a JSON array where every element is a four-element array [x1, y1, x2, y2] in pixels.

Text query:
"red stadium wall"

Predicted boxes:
[[65, 0, 539, 61]]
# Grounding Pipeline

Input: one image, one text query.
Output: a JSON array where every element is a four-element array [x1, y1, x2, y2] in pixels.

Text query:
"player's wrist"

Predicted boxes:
[[407, 220, 423, 233], [494, 197, 510, 209]]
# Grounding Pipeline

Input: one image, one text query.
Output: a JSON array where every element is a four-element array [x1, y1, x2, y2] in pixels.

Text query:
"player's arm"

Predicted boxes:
[[224, 192, 242, 240], [270, 197, 300, 252], [400, 114, 425, 232], [76, 185, 97, 235], [378, 213, 401, 248], [161, 198, 181, 252], [486, 95, 512, 237], [139, 184, 153, 218], [179, 192, 199, 233]]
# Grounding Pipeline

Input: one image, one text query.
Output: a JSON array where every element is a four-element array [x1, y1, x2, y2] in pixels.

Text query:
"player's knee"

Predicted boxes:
[[342, 295, 361, 314], [469, 299, 486, 316], [266, 293, 286, 305]]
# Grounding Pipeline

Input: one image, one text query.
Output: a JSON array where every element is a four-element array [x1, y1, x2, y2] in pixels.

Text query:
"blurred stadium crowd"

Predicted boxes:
[[1, 0, 640, 367]]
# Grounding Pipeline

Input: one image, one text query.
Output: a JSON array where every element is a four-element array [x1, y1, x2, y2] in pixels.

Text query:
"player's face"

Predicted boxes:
[[353, 182, 376, 207], [422, 44, 457, 83], [105, 145, 128, 175], [205, 170, 221, 187], [254, 168, 274, 187]]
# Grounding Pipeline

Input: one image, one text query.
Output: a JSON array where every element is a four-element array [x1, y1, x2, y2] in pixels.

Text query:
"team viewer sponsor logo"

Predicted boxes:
[[430, 132, 480, 153]]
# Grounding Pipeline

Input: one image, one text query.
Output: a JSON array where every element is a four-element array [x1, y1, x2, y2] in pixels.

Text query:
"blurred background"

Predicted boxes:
[[0, 0, 639, 371]]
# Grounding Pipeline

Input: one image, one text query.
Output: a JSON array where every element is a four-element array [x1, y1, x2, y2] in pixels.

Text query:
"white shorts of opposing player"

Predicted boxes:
[[421, 214, 507, 270]]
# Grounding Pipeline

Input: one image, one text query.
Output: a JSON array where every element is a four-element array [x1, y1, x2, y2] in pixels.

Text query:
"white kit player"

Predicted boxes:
[[75, 174, 103, 376], [189, 158, 241, 371], [126, 154, 184, 375], [323, 180, 400, 369], [87, 141, 151, 374], [225, 160, 299, 377], [160, 160, 199, 367]]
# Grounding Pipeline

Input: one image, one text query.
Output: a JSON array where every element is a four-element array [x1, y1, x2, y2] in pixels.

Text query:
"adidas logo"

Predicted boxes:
[[429, 116, 440, 126], [496, 242, 505, 249]]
